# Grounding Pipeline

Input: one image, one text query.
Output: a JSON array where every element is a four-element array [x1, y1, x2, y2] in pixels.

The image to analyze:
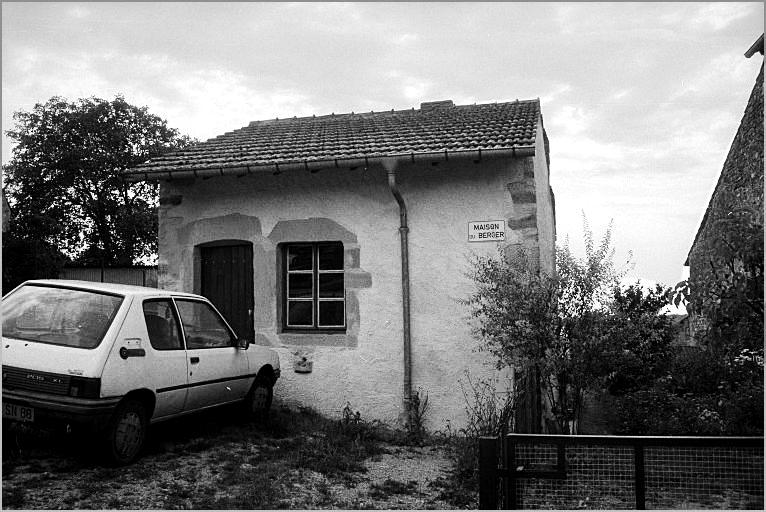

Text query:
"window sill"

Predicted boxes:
[[281, 328, 346, 335]]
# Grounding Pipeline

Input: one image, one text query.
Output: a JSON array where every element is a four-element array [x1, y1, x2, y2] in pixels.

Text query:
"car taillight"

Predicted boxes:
[[69, 377, 101, 398]]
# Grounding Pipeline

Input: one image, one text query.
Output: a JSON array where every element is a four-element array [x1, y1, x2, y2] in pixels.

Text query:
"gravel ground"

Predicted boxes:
[[2, 406, 468, 509], [330, 445, 455, 509]]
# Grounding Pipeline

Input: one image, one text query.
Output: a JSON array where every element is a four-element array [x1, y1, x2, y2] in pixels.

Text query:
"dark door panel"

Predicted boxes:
[[200, 243, 254, 341]]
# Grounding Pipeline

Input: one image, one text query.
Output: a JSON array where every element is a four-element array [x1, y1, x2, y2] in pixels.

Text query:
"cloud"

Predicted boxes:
[[554, 4, 577, 35], [394, 33, 419, 45], [402, 80, 432, 102], [548, 105, 590, 135], [690, 3, 754, 31], [67, 5, 91, 19], [1, 49, 319, 156], [161, 69, 314, 140], [540, 84, 572, 105], [610, 89, 631, 101], [4, 46, 40, 75], [2, 1, 763, 288], [386, 71, 433, 103], [668, 51, 756, 106], [106, 55, 318, 140]]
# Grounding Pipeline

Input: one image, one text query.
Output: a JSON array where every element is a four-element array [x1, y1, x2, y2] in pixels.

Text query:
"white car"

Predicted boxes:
[[1, 280, 280, 464]]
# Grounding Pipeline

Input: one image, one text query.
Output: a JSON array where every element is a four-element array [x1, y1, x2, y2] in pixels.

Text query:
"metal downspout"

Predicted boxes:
[[384, 159, 412, 424]]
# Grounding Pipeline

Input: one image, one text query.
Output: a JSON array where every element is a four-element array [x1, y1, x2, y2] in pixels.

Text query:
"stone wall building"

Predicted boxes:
[[127, 98, 556, 429], [685, 36, 763, 345]]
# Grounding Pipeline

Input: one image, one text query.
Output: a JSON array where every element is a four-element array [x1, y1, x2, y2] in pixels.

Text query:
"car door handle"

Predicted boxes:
[[190, 357, 200, 364], [119, 347, 146, 359]]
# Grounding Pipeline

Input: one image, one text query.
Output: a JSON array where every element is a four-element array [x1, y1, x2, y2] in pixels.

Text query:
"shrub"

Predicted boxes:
[[459, 372, 517, 438], [614, 347, 763, 435], [405, 389, 431, 445], [433, 372, 517, 508], [464, 218, 635, 434], [591, 283, 677, 396], [614, 387, 724, 435]]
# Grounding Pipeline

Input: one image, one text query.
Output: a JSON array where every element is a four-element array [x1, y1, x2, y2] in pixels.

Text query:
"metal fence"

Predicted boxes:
[[59, 266, 158, 287], [479, 434, 764, 510]]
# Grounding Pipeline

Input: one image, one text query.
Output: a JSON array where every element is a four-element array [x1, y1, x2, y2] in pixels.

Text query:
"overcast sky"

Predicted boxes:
[[2, 2, 763, 287]]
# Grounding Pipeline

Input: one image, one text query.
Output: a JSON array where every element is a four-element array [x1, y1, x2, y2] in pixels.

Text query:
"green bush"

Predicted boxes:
[[598, 284, 676, 395], [614, 347, 763, 435]]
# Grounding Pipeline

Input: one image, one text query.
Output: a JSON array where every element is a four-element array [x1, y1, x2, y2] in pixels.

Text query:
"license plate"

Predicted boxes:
[[2, 402, 34, 422]]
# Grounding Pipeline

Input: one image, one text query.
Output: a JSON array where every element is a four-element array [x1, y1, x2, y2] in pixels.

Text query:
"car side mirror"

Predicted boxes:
[[236, 337, 250, 350]]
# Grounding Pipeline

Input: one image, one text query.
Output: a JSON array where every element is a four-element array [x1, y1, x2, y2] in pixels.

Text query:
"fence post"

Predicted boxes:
[[479, 436, 499, 509], [506, 434, 517, 509], [634, 443, 646, 509]]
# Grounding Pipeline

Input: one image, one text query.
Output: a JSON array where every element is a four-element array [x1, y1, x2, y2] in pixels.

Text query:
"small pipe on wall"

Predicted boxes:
[[382, 157, 413, 426]]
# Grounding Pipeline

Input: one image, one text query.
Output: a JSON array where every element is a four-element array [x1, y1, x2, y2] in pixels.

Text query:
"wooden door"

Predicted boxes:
[[200, 243, 254, 341]]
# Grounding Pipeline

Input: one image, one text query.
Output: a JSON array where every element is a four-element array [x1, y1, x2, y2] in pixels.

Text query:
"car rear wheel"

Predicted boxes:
[[104, 399, 148, 465]]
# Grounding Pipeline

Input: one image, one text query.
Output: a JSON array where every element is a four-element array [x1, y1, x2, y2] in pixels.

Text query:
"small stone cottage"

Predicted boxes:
[[127, 98, 556, 429]]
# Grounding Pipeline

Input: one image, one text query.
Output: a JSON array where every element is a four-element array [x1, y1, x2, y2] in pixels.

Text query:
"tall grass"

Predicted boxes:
[[436, 372, 518, 508]]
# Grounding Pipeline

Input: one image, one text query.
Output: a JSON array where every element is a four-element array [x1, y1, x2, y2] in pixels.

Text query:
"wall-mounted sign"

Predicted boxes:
[[468, 220, 506, 242]]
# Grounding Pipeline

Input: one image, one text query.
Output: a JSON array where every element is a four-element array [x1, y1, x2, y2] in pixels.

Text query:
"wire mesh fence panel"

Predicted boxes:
[[495, 435, 765, 510], [644, 445, 764, 510], [515, 443, 636, 509]]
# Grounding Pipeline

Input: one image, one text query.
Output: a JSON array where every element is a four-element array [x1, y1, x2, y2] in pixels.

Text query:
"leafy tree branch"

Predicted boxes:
[[3, 95, 194, 265]]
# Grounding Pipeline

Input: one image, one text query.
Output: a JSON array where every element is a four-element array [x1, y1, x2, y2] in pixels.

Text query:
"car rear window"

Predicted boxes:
[[1, 285, 124, 349]]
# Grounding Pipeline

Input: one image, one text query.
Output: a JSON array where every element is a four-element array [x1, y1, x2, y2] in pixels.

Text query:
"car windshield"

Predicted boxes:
[[1, 284, 124, 349]]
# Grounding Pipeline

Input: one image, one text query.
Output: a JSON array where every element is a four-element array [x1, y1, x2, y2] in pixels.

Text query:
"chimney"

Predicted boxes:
[[420, 100, 454, 112]]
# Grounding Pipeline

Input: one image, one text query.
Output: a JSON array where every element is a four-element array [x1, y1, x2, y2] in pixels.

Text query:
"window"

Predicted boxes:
[[1, 285, 123, 349], [143, 300, 183, 351], [285, 242, 345, 330], [175, 299, 234, 349]]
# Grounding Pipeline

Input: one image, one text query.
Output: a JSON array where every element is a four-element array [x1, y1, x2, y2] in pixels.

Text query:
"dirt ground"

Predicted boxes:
[[2, 404, 470, 509]]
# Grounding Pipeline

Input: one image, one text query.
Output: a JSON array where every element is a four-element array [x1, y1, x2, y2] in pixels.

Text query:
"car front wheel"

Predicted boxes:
[[244, 378, 273, 419], [104, 399, 148, 465]]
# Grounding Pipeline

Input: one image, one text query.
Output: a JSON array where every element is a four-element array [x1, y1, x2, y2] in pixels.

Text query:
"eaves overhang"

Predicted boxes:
[[124, 145, 536, 182]]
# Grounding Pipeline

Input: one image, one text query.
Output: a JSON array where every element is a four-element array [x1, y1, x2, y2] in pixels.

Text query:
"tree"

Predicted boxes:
[[2, 238, 67, 293], [598, 283, 675, 395], [465, 217, 631, 433], [3, 95, 193, 265]]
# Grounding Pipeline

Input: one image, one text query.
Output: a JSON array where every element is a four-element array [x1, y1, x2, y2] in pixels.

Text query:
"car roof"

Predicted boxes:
[[18, 279, 203, 299]]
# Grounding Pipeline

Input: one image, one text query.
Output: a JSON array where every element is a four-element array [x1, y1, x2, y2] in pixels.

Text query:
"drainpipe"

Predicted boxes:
[[382, 157, 413, 425]]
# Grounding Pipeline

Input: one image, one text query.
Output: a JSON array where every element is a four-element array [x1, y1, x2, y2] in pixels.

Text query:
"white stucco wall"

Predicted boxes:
[[158, 153, 552, 430]]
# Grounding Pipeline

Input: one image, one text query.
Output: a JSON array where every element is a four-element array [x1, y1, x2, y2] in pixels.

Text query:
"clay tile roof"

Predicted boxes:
[[126, 98, 540, 179]]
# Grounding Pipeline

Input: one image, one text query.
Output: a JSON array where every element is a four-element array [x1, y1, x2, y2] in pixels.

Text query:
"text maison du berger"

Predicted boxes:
[[468, 220, 506, 242]]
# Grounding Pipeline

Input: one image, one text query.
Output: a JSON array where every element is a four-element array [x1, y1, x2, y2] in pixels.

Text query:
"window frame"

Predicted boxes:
[[142, 298, 185, 351], [172, 297, 238, 350], [283, 242, 346, 332]]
